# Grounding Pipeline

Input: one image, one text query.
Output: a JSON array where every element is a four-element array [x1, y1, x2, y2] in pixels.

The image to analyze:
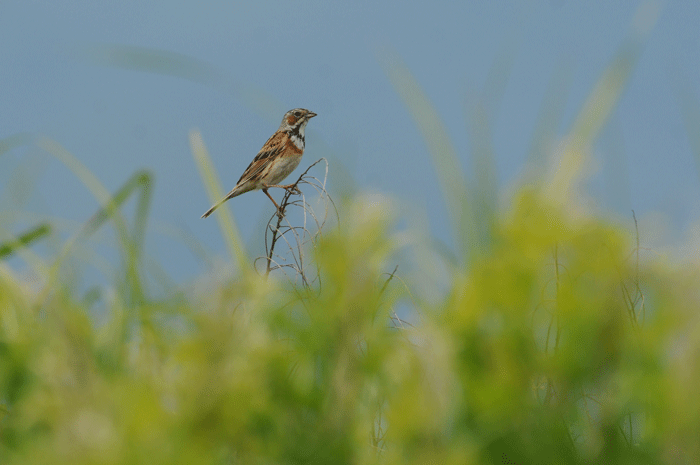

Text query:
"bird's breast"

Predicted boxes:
[[267, 152, 303, 185]]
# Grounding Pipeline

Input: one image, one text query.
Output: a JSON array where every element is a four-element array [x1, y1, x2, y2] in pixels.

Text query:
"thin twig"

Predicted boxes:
[[380, 265, 399, 295], [256, 159, 336, 286]]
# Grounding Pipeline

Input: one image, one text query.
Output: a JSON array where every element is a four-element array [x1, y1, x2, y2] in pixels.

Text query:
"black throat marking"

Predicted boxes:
[[289, 125, 305, 146]]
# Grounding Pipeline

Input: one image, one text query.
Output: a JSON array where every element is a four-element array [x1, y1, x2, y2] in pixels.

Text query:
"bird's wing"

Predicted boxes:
[[202, 132, 289, 218], [226, 132, 287, 199]]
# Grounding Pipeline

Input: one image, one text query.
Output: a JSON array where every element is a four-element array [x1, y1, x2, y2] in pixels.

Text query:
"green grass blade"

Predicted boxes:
[[379, 49, 473, 266], [190, 129, 249, 270], [525, 60, 575, 168], [82, 44, 285, 121], [0, 133, 32, 157], [0, 224, 51, 260], [81, 170, 155, 301], [547, 2, 659, 201], [37, 138, 149, 304]]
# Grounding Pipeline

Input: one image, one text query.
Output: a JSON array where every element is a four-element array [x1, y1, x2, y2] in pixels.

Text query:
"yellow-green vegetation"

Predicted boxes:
[[2, 174, 700, 464], [3, 9, 700, 463]]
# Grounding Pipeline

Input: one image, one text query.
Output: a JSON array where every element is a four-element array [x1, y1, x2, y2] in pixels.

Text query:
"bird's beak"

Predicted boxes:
[[307, 111, 317, 118]]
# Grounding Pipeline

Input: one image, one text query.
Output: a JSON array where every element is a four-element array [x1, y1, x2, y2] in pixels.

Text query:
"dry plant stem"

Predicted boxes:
[[380, 265, 399, 295], [265, 190, 294, 275], [379, 265, 407, 330], [264, 159, 330, 278], [258, 158, 334, 286]]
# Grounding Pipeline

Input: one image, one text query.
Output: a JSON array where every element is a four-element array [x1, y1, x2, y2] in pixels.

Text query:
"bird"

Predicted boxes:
[[201, 108, 317, 219]]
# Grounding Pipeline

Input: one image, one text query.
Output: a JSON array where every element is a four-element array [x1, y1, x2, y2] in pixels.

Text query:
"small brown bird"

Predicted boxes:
[[201, 108, 317, 218]]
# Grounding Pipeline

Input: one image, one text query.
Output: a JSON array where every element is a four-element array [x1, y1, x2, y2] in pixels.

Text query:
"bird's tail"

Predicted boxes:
[[201, 186, 244, 218], [201, 202, 221, 219]]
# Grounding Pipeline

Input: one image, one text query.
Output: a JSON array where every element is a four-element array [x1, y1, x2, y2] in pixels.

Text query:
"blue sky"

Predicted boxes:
[[1, 1, 699, 284]]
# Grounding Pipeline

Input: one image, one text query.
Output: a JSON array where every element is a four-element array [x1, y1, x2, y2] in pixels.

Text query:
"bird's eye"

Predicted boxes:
[[294, 111, 301, 117]]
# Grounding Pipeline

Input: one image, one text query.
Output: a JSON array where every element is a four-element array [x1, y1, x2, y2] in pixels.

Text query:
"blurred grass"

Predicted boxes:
[[0, 133, 32, 158], [3, 172, 699, 463], [82, 44, 285, 121], [0, 134, 50, 261], [190, 129, 249, 271], [3, 3, 700, 464], [0, 224, 51, 260], [36, 137, 153, 306], [379, 49, 474, 266]]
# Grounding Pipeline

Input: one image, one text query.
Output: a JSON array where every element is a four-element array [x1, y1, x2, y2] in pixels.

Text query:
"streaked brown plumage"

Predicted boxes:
[[202, 108, 317, 218]]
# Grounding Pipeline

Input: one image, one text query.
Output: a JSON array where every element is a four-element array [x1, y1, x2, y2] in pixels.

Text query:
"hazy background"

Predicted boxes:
[[2, 1, 698, 284]]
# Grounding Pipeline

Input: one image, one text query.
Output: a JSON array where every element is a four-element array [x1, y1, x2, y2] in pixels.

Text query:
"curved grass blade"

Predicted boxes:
[[546, 2, 659, 201], [0, 224, 51, 260], [525, 60, 575, 169], [190, 129, 249, 270], [81, 169, 154, 301], [37, 138, 152, 305], [82, 44, 285, 122], [0, 133, 32, 157], [379, 49, 473, 266]]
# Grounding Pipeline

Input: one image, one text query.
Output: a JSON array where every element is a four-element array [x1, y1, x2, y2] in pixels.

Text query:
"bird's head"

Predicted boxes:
[[280, 108, 317, 134]]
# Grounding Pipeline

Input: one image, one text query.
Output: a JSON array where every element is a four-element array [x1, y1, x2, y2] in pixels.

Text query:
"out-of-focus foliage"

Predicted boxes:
[[3, 5, 699, 463], [1, 184, 700, 464]]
